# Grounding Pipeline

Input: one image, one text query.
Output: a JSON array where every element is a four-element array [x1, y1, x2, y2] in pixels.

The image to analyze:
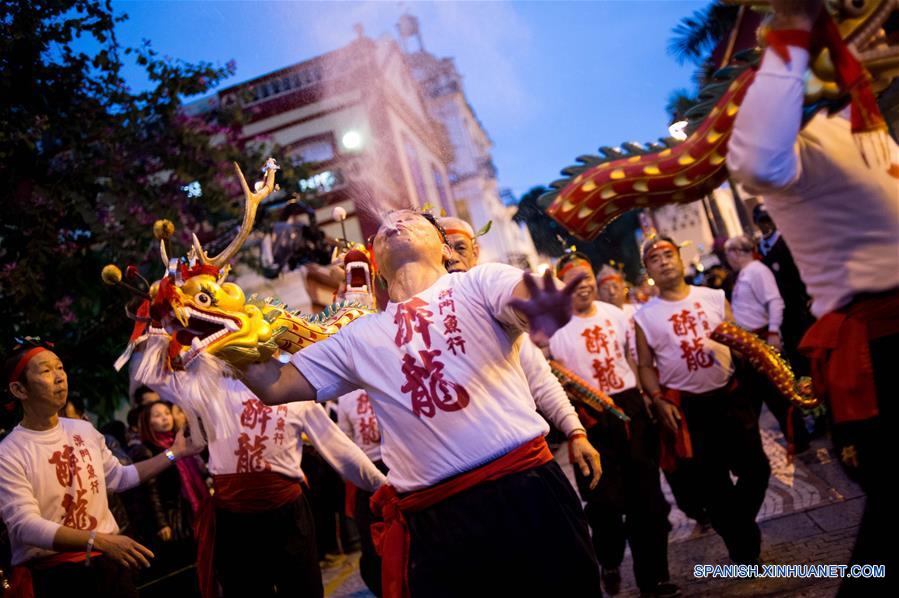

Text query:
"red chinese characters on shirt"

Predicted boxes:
[[234, 433, 271, 473], [591, 357, 624, 392], [669, 306, 715, 371], [581, 324, 625, 392], [439, 289, 467, 356], [48, 445, 81, 489], [61, 489, 97, 530], [355, 394, 381, 445], [235, 398, 274, 471], [395, 292, 471, 419], [240, 398, 272, 434], [394, 297, 433, 348], [49, 436, 97, 530]]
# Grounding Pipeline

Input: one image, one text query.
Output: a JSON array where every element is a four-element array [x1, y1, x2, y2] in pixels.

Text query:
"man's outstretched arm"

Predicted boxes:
[[240, 359, 318, 405]]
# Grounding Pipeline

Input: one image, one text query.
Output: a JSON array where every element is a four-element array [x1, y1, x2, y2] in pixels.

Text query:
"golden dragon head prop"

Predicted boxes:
[[541, 0, 899, 240], [103, 158, 374, 370]]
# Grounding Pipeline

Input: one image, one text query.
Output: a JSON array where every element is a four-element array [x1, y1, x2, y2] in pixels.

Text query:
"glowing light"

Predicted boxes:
[[342, 130, 363, 150], [668, 120, 688, 141], [536, 263, 551, 276]]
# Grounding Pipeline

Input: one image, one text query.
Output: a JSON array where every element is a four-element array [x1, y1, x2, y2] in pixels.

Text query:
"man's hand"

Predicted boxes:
[[767, 331, 783, 353], [170, 427, 204, 460], [654, 399, 682, 435], [94, 533, 155, 569], [509, 270, 585, 348], [770, 0, 822, 30], [157, 526, 173, 542], [569, 435, 603, 490]]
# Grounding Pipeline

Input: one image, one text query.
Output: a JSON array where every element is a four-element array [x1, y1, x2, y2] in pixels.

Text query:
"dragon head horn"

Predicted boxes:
[[192, 159, 279, 269]]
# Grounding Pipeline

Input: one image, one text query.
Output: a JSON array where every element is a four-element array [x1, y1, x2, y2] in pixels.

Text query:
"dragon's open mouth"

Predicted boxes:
[[167, 306, 240, 365], [849, 0, 899, 62]]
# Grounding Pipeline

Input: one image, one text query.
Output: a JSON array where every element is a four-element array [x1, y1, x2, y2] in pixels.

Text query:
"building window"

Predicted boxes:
[[289, 135, 336, 164]]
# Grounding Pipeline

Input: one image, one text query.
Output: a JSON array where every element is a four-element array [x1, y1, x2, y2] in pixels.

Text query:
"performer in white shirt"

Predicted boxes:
[[727, 1, 898, 591], [634, 237, 770, 565], [549, 252, 677, 598], [237, 209, 602, 598], [0, 339, 203, 598], [130, 333, 386, 598], [439, 216, 594, 451], [725, 235, 810, 451], [596, 264, 639, 364]]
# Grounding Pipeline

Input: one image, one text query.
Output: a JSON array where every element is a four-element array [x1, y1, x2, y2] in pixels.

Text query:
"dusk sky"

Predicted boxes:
[[113, 0, 707, 199]]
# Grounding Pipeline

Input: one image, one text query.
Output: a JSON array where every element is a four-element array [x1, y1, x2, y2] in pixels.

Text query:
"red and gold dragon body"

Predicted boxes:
[[542, 0, 899, 240]]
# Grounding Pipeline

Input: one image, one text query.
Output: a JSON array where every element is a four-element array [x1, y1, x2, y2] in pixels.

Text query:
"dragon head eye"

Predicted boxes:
[[842, 0, 868, 17], [195, 292, 213, 307]]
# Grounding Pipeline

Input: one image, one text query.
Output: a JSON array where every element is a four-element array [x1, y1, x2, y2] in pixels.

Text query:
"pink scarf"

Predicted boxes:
[[155, 431, 208, 514]]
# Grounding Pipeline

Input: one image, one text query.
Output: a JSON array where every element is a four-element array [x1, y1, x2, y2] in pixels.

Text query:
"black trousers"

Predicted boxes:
[[680, 383, 771, 563], [214, 493, 323, 597], [574, 388, 672, 592], [32, 555, 137, 598], [835, 331, 897, 597], [406, 460, 601, 597]]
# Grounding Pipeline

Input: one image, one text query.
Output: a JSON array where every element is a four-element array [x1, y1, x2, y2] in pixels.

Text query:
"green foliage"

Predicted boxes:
[[513, 186, 642, 282], [0, 0, 306, 423]]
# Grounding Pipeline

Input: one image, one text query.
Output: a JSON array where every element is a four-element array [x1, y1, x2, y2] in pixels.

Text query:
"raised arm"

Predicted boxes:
[[727, 1, 820, 191]]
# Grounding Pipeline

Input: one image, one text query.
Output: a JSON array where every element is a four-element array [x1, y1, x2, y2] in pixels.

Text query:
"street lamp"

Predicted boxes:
[[342, 130, 363, 150]]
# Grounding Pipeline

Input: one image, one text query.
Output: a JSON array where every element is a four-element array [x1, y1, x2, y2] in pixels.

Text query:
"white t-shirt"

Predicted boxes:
[[728, 46, 899, 318], [337, 390, 383, 463], [634, 286, 734, 394], [549, 302, 637, 395], [0, 418, 140, 565], [135, 363, 385, 492], [731, 260, 784, 332], [291, 263, 552, 492]]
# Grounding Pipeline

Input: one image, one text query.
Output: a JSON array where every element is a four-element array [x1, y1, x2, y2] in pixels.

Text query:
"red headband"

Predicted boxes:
[[643, 240, 678, 262], [8, 347, 47, 385], [443, 228, 474, 241], [558, 259, 592, 279], [597, 273, 623, 287]]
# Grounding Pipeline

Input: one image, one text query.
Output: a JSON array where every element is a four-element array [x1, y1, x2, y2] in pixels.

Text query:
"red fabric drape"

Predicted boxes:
[[800, 291, 899, 424], [6, 550, 101, 598]]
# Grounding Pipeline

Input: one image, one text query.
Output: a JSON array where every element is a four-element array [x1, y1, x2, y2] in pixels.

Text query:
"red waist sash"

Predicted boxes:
[[369, 436, 553, 598], [7, 550, 101, 598], [196, 472, 302, 598], [800, 290, 899, 423]]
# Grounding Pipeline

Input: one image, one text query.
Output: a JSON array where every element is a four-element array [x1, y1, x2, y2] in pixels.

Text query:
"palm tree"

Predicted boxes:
[[668, 1, 741, 66]]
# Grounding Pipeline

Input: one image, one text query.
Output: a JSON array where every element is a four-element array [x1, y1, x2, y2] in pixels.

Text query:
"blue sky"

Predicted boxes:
[[113, 0, 706, 199]]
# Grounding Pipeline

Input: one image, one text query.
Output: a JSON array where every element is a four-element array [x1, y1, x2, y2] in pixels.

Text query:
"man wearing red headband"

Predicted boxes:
[[596, 264, 638, 363], [238, 209, 602, 597], [727, 1, 899, 590], [0, 340, 203, 597], [549, 253, 677, 598], [439, 216, 599, 478], [634, 237, 771, 565]]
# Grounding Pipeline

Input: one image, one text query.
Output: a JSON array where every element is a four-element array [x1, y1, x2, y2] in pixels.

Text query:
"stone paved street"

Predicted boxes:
[[323, 409, 865, 597]]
